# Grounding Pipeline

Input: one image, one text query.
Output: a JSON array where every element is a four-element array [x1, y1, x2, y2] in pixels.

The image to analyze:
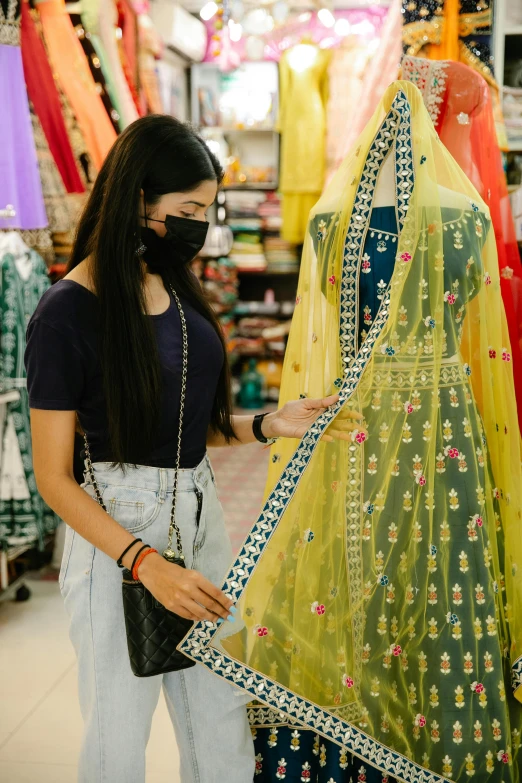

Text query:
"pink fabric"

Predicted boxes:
[[202, 8, 387, 65], [329, 0, 402, 177]]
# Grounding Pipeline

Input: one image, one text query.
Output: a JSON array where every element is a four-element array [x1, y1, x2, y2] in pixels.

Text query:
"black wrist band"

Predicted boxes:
[[253, 413, 270, 444], [117, 538, 142, 569], [129, 544, 150, 574]]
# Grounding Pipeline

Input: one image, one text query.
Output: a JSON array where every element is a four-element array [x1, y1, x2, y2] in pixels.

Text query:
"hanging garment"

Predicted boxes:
[[401, 0, 507, 150], [402, 55, 522, 431], [181, 82, 522, 783], [27, 2, 96, 188], [325, 38, 371, 184], [36, 0, 117, 171], [82, 0, 139, 128], [0, 233, 58, 546], [0, 0, 47, 232], [138, 13, 164, 115], [333, 0, 402, 179], [278, 44, 330, 244], [20, 0, 84, 194], [68, 11, 121, 133], [30, 106, 76, 236]]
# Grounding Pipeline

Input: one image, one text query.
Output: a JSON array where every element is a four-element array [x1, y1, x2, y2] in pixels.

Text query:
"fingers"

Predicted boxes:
[[306, 394, 339, 410], [197, 575, 234, 613]]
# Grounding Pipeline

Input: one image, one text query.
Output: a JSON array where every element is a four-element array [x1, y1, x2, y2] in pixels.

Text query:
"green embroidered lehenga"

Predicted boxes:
[[182, 83, 522, 783]]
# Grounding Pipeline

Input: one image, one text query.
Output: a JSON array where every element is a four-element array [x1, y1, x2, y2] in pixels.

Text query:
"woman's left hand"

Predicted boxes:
[[264, 395, 364, 442]]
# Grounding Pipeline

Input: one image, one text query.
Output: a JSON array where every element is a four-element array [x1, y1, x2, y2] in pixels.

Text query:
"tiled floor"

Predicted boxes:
[[0, 443, 269, 782]]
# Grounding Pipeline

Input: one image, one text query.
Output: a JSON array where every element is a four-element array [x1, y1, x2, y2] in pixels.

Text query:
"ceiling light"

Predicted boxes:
[[334, 18, 351, 36], [229, 20, 243, 41], [318, 8, 335, 28], [200, 2, 218, 21]]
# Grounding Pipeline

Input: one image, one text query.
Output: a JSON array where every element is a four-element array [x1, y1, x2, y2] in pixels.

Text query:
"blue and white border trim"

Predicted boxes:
[[180, 92, 449, 783]]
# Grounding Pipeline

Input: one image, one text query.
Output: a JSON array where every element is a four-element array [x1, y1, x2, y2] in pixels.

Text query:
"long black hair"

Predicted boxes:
[[68, 115, 236, 465]]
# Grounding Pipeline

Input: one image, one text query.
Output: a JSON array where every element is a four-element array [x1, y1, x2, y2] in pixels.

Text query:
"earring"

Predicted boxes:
[[135, 242, 147, 257]]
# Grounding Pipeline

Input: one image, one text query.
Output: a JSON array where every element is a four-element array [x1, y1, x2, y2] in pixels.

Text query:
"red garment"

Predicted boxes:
[[403, 56, 522, 428], [20, 0, 84, 194]]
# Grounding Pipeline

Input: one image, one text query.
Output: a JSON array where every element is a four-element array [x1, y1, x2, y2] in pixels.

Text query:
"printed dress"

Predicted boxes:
[[180, 85, 522, 783], [253, 203, 517, 781]]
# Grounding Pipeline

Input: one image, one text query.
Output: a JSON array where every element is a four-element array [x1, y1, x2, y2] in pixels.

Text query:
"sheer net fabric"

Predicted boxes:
[[402, 55, 522, 429], [182, 82, 522, 783]]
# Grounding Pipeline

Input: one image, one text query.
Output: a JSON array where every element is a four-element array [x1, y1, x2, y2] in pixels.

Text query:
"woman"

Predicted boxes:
[[179, 82, 522, 783], [24, 115, 355, 782]]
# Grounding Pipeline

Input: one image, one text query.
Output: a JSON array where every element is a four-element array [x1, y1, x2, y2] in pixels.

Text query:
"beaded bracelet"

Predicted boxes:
[[132, 547, 158, 582]]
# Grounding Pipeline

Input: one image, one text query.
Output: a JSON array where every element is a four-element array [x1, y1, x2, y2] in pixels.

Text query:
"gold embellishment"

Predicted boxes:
[[0, 0, 20, 46]]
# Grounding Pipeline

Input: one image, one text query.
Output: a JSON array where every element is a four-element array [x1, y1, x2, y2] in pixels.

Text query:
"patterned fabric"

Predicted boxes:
[[181, 84, 522, 783], [0, 237, 59, 545], [253, 726, 395, 782]]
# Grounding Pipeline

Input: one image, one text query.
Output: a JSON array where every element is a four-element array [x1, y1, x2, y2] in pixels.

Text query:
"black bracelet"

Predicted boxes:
[[117, 538, 142, 569], [253, 413, 270, 443], [130, 544, 150, 575]]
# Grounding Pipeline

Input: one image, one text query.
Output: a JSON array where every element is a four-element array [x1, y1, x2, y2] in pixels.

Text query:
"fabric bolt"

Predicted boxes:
[[25, 280, 224, 469], [181, 82, 522, 783], [82, 0, 139, 128], [0, 1, 47, 231], [0, 234, 59, 546], [20, 0, 84, 194], [60, 457, 255, 782], [278, 44, 330, 244], [402, 56, 522, 430], [37, 0, 116, 172], [68, 11, 121, 133], [333, 0, 402, 178]]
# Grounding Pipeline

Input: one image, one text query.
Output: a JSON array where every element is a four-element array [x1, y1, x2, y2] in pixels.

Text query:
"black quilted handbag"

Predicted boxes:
[[84, 285, 196, 677]]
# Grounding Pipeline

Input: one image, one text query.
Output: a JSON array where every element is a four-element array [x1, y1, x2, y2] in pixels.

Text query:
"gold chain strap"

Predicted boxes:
[[84, 285, 189, 563]]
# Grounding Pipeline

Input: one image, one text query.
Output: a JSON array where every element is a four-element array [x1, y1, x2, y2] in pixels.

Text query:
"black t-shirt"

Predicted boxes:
[[25, 280, 224, 468]]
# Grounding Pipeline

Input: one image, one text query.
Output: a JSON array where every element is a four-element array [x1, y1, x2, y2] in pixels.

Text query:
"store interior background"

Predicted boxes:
[[2, 0, 522, 779]]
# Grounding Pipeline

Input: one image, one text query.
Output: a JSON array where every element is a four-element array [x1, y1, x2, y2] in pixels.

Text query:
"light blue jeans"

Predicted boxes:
[[59, 455, 255, 783]]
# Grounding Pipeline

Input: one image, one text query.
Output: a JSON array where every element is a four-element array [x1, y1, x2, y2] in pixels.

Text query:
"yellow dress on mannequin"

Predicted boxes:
[[278, 44, 330, 245]]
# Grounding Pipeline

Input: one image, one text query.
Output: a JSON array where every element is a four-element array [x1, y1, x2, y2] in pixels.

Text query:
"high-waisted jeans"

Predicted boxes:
[[59, 455, 255, 782]]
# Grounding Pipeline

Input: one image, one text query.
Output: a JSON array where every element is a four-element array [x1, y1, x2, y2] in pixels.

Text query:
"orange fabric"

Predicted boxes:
[[37, 0, 116, 171], [429, 0, 459, 60]]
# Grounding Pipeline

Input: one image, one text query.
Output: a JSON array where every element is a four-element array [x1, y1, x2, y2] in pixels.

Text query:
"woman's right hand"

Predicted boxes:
[[138, 551, 234, 623]]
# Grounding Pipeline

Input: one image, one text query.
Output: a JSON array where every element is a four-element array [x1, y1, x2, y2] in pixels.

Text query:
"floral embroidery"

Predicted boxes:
[[328, 275, 336, 285], [363, 305, 372, 325], [377, 240, 387, 253], [400, 252, 412, 263], [453, 231, 464, 250], [502, 348, 511, 362], [317, 220, 327, 241], [361, 253, 371, 274], [444, 290, 457, 304]]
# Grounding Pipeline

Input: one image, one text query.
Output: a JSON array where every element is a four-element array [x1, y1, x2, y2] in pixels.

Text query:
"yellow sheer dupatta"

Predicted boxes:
[[182, 82, 522, 782]]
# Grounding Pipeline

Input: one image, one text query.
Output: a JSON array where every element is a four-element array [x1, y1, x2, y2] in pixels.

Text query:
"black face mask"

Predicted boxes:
[[139, 215, 209, 273]]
